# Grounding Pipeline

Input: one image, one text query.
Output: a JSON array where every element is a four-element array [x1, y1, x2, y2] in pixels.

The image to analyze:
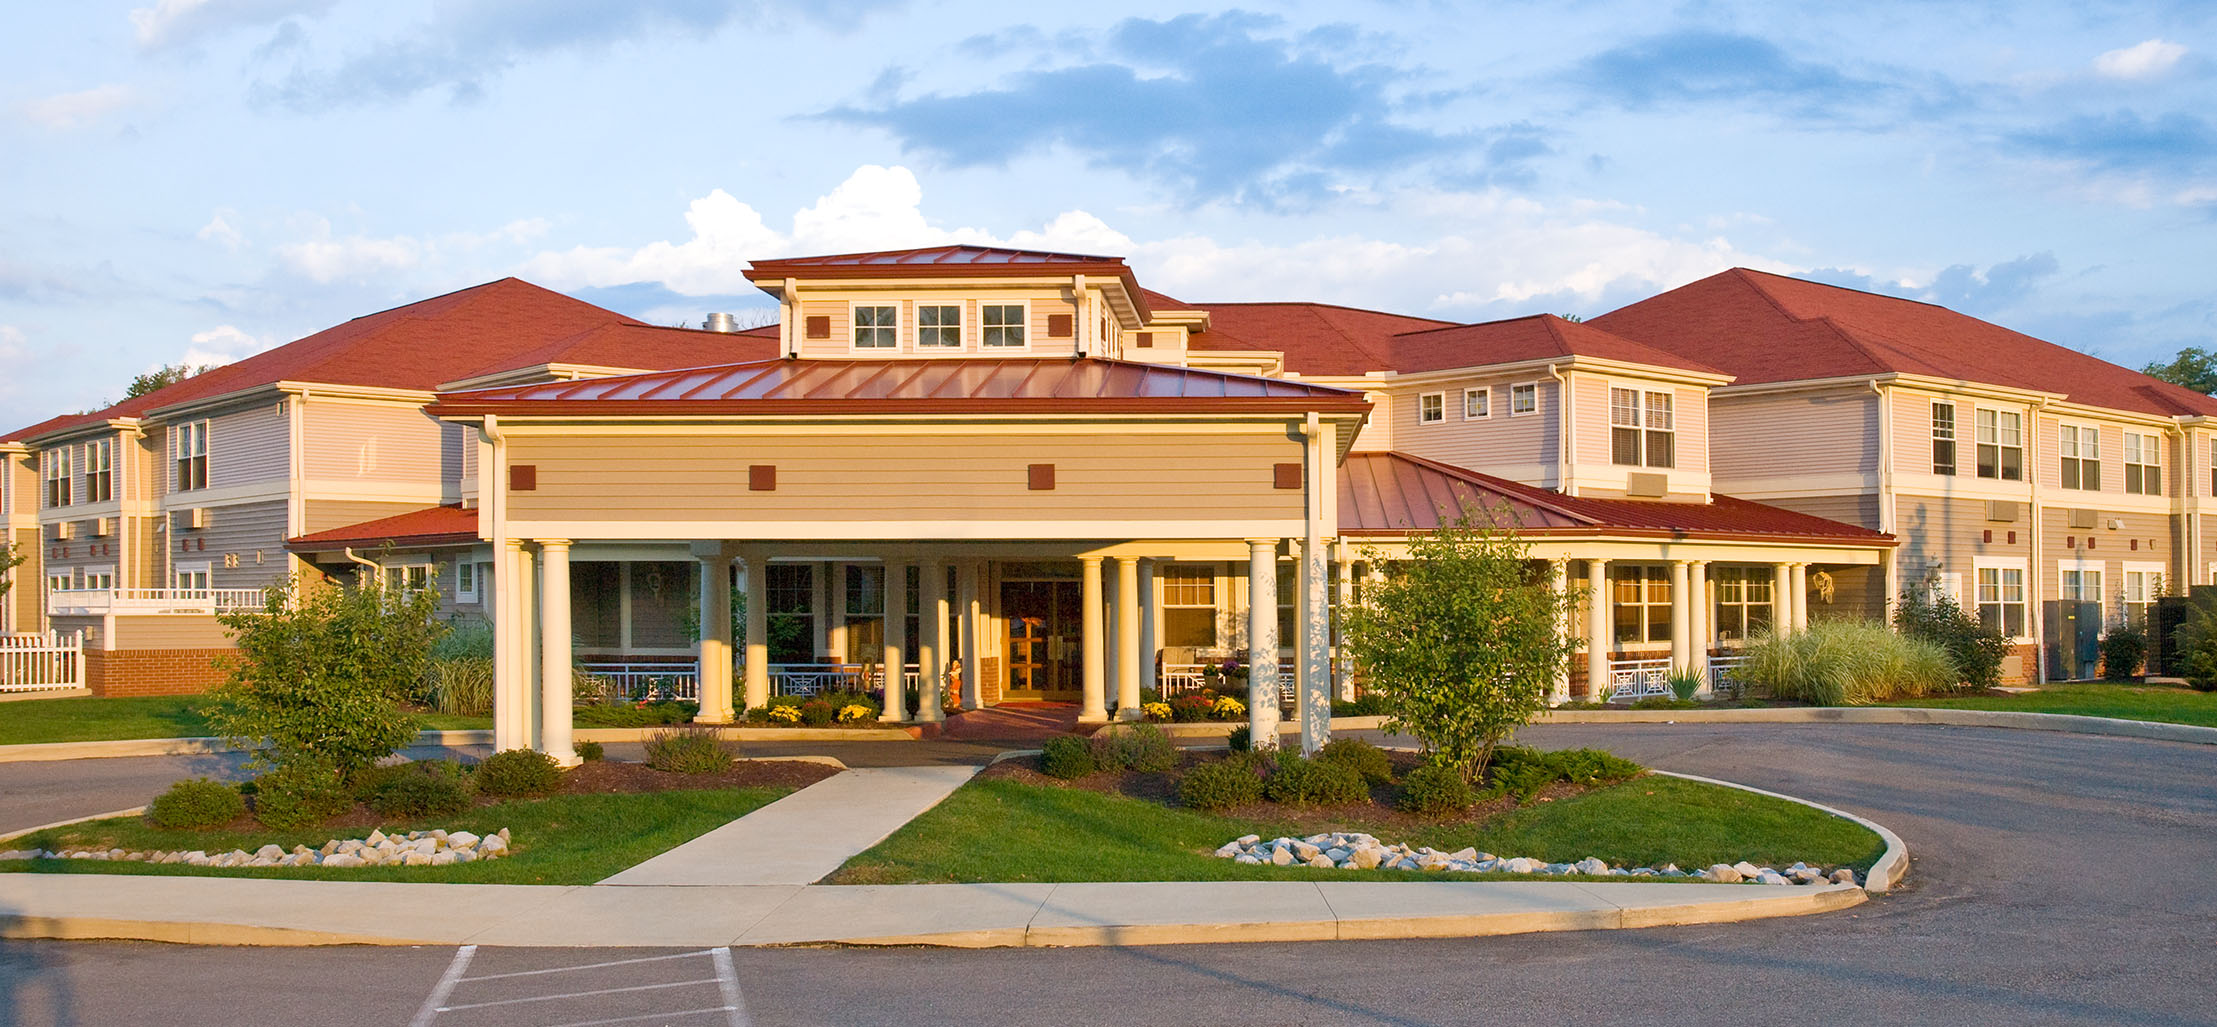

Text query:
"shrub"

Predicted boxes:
[[1262, 751, 1366, 805], [1225, 724, 1253, 752], [1667, 671, 1704, 701], [1168, 694, 1215, 722], [1490, 759, 1557, 802], [1329, 693, 1389, 717], [1091, 723, 1179, 773], [643, 727, 736, 774], [1039, 736, 1096, 779], [424, 657, 494, 716], [147, 778, 245, 830], [1395, 764, 1478, 815], [1630, 695, 1699, 710], [799, 699, 836, 726], [1316, 738, 1394, 785], [1895, 586, 2008, 691], [1735, 621, 1957, 705], [2173, 590, 2217, 691], [574, 701, 697, 728], [2100, 626, 2149, 681], [1177, 758, 1264, 811], [252, 765, 354, 830], [368, 764, 473, 819], [575, 740, 605, 762], [477, 748, 563, 797]]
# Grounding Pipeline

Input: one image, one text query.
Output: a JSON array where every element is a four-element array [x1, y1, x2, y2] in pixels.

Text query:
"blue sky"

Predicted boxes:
[[3, 1, 2212, 416]]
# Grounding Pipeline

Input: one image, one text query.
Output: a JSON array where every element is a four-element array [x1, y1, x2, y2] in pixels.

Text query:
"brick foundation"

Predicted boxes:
[[84, 648, 232, 697]]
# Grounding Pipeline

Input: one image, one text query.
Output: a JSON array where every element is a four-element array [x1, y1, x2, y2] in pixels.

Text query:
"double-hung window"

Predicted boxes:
[[1975, 565, 2026, 637], [1609, 387, 1676, 468], [82, 567, 114, 592], [765, 564, 816, 663], [1712, 567, 1775, 642], [176, 562, 211, 591], [981, 304, 1026, 348], [384, 562, 431, 595], [1975, 409, 2023, 480], [2122, 568, 2162, 628], [916, 304, 961, 348], [455, 560, 479, 603], [175, 421, 209, 491], [1160, 564, 1218, 648], [851, 305, 898, 349], [1509, 382, 1538, 415], [1463, 387, 1489, 419], [1611, 565, 1672, 644], [42, 447, 71, 508], [1418, 393, 1445, 424], [84, 438, 112, 503], [2124, 432, 2161, 495], [2059, 425, 2101, 490], [1931, 402, 1957, 475]]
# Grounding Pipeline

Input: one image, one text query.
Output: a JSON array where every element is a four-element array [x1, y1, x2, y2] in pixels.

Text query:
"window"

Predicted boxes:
[[1159, 564, 1217, 648], [1931, 402, 1957, 475], [2122, 567, 2163, 629], [1974, 564, 2026, 637], [2124, 432, 2161, 495], [1463, 387, 1489, 420], [765, 563, 816, 663], [916, 304, 961, 348], [47, 574, 72, 595], [981, 304, 1026, 348], [176, 562, 212, 591], [384, 562, 431, 595], [843, 564, 885, 663], [1610, 565, 1671, 644], [1418, 393, 1445, 424], [1509, 382, 1538, 415], [1609, 387, 1676, 468], [1712, 567, 1775, 642], [851, 305, 897, 349], [82, 567, 114, 592], [2059, 424, 2101, 491], [42, 447, 71, 508], [1975, 409, 2023, 481], [2059, 565, 2105, 633], [2210, 438, 2216, 497], [455, 560, 479, 603], [175, 420, 209, 491], [84, 439, 112, 503]]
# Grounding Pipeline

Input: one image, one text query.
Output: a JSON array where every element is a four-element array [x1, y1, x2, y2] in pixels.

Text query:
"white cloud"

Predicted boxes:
[[0, 325, 27, 362], [276, 217, 422, 283], [2093, 39, 2187, 80], [197, 210, 246, 250], [17, 84, 135, 130], [179, 324, 276, 368], [131, 0, 333, 50]]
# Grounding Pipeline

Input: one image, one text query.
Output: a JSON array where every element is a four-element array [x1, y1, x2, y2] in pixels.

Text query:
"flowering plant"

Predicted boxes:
[[837, 704, 874, 723], [1141, 701, 1174, 722], [1210, 695, 1246, 719], [766, 705, 802, 724]]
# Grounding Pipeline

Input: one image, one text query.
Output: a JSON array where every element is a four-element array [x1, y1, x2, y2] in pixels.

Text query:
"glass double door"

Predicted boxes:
[[1001, 580, 1080, 700]]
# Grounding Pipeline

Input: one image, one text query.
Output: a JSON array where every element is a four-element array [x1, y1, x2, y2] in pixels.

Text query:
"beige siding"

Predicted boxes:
[[794, 291, 1083, 359], [1709, 388, 1877, 482], [1385, 375, 1558, 482], [110, 613, 233, 650], [7, 526, 38, 632], [505, 431, 1305, 523], [1891, 494, 2027, 579], [173, 499, 290, 590], [2040, 506, 2173, 602], [303, 499, 438, 534], [302, 400, 449, 486], [1571, 375, 1610, 468], [199, 400, 290, 491], [130, 429, 160, 504]]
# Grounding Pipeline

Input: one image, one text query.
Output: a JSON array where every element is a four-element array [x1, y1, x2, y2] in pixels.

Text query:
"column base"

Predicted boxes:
[[1078, 710, 1110, 725], [549, 750, 583, 769], [692, 710, 735, 726], [1116, 707, 1144, 721]]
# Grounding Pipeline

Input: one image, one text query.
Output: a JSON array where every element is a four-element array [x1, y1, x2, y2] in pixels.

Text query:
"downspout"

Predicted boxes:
[[341, 547, 380, 583], [1544, 363, 1572, 495]]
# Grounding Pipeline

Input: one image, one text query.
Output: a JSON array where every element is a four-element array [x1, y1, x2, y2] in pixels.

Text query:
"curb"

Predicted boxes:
[[2, 806, 147, 843], [1651, 771, 1910, 893], [0, 725, 920, 763], [1534, 705, 2217, 745]]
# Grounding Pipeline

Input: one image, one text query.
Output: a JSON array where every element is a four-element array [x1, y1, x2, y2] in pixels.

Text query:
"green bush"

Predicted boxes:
[[367, 762, 473, 819], [575, 740, 605, 762], [147, 778, 245, 830], [2100, 626, 2149, 681], [252, 765, 353, 830], [573, 701, 698, 728], [1091, 724, 1179, 773], [1895, 587, 2008, 691], [424, 657, 494, 716], [1489, 759, 1557, 802], [1262, 751, 1366, 805], [1329, 693, 1389, 717], [476, 748, 563, 797], [1225, 724, 1253, 752], [1735, 620, 1958, 705], [1039, 736, 1096, 779], [1668, 671, 1704, 701], [1395, 764, 1478, 815], [643, 727, 736, 774], [1630, 695, 1700, 710], [1177, 758, 1264, 811], [2174, 590, 2217, 691], [799, 699, 836, 726], [1315, 738, 1394, 785]]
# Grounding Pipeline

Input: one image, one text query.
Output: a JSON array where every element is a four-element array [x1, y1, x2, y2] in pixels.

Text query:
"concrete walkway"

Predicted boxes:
[[601, 765, 981, 886]]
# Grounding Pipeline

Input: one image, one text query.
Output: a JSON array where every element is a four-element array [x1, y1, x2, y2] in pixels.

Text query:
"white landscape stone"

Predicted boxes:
[[1212, 833, 1852, 888]]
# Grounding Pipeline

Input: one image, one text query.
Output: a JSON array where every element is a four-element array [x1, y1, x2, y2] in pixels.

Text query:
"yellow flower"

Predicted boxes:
[[837, 704, 874, 723], [767, 705, 802, 724], [1142, 701, 1174, 721], [1212, 696, 1246, 717]]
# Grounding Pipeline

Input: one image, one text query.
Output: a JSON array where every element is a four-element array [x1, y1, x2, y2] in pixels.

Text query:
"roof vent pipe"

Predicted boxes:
[[703, 312, 737, 333]]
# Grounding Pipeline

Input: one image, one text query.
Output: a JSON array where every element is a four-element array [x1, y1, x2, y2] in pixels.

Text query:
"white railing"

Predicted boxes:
[[1607, 657, 1672, 701], [578, 662, 699, 702], [1, 631, 83, 693], [1158, 664, 1298, 708], [1708, 652, 1749, 689], [767, 663, 870, 697], [47, 588, 267, 617], [577, 661, 924, 704]]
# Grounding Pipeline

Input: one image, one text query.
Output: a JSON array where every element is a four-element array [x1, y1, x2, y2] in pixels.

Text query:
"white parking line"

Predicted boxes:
[[409, 945, 477, 1027], [712, 946, 751, 1027], [458, 950, 719, 983], [438, 978, 724, 1012], [410, 945, 748, 1026], [541, 1007, 739, 1027]]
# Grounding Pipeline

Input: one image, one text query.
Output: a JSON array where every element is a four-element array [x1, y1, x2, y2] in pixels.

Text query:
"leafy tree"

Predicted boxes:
[[2142, 347, 2217, 395], [126, 363, 211, 400], [202, 575, 447, 781], [0, 542, 22, 603], [1893, 583, 2007, 691], [2170, 590, 2217, 692], [1340, 505, 1579, 781]]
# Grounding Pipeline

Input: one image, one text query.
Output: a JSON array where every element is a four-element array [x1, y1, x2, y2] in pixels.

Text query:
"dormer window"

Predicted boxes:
[[852, 305, 898, 349], [917, 305, 961, 348], [982, 304, 1026, 348], [1611, 387, 1675, 468]]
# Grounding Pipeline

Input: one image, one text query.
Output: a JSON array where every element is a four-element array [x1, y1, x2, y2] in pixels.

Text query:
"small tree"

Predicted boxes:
[[2170, 590, 2217, 692], [1340, 505, 1578, 782], [202, 574, 446, 780], [1893, 583, 2007, 691], [125, 363, 211, 400], [0, 541, 22, 604]]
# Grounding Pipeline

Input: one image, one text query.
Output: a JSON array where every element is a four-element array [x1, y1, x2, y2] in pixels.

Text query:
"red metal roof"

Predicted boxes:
[[286, 504, 479, 550], [1590, 268, 2217, 417], [745, 245, 1152, 323], [429, 357, 1373, 418], [1340, 451, 1896, 544]]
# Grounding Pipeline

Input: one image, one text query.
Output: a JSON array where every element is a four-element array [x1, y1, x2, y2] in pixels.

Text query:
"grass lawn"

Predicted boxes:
[[0, 694, 490, 746], [1890, 682, 2217, 728], [0, 787, 785, 885], [827, 774, 1884, 886]]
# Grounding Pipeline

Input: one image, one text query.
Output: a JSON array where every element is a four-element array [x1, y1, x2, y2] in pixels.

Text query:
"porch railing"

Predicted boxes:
[[1159, 664, 1298, 708], [576, 661, 924, 704], [0, 631, 83, 693], [768, 663, 921, 697], [47, 588, 268, 617], [577, 662, 699, 703], [1708, 652, 1750, 692], [1606, 657, 1673, 701]]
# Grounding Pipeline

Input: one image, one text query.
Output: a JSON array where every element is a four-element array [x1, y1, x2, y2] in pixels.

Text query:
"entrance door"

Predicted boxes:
[[1002, 580, 1080, 700]]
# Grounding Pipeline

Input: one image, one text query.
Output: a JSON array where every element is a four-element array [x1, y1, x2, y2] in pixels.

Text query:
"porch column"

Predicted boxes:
[[517, 543, 540, 748], [881, 560, 909, 721], [1079, 556, 1108, 723], [1773, 563, 1794, 636], [1791, 562, 1811, 632], [1333, 547, 1358, 702], [694, 546, 734, 724], [918, 558, 947, 723], [1246, 539, 1282, 749], [536, 539, 578, 766], [1549, 559, 1571, 706], [741, 549, 770, 714], [493, 538, 528, 752], [1586, 560, 1609, 700], [1115, 556, 1142, 719], [809, 561, 829, 661], [1137, 558, 1158, 700], [827, 562, 848, 662], [1689, 560, 1711, 686], [1297, 537, 1331, 754], [1669, 560, 1692, 673], [958, 559, 983, 710]]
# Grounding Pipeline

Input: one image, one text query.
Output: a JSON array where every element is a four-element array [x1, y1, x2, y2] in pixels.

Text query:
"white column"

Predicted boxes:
[[1587, 559, 1610, 699], [1079, 555, 1108, 723], [518, 543, 540, 748], [1773, 563, 1794, 636], [1333, 548, 1358, 702], [1549, 559, 1571, 706], [1246, 539, 1282, 749], [958, 560, 983, 710], [1115, 556, 1142, 719], [809, 561, 829, 661], [827, 562, 849, 662], [1296, 539, 1330, 754], [536, 539, 578, 766], [694, 548, 734, 724], [1669, 560, 1692, 673], [1689, 561, 1711, 686], [493, 538, 528, 752], [918, 558, 947, 723], [1137, 558, 1158, 700], [742, 550, 770, 713], [881, 560, 909, 721], [1791, 562, 1811, 632]]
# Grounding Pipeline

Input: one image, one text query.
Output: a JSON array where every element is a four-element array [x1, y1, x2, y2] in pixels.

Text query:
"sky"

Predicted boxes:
[[2, 1, 2213, 418]]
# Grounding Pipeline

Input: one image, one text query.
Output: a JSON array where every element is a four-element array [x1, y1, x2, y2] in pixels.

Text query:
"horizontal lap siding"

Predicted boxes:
[[303, 401, 450, 486], [506, 432, 1304, 522], [303, 499, 438, 534], [1387, 377, 1557, 476], [204, 402, 289, 490], [2041, 506, 2174, 601], [112, 614, 233, 650], [1710, 389, 1877, 482], [1892, 494, 2029, 578], [172, 499, 289, 590]]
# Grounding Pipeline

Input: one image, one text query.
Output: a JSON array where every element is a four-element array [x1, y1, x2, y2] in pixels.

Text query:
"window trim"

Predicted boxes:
[[42, 446, 72, 508], [83, 438, 113, 504], [2057, 422, 2102, 492], [979, 300, 1030, 350], [1462, 386, 1490, 421], [382, 557, 433, 596], [1608, 383, 1676, 469], [175, 420, 210, 493], [914, 302, 964, 349], [1159, 562, 1219, 649], [175, 561, 212, 591], [1974, 407, 2024, 481], [1931, 400, 1957, 476], [2123, 430, 2161, 496], [455, 560, 481, 603], [1972, 557, 2030, 642], [848, 303, 900, 352], [1609, 563, 1673, 647], [1417, 392, 1446, 425], [1508, 381, 1539, 416], [2120, 561, 2164, 629]]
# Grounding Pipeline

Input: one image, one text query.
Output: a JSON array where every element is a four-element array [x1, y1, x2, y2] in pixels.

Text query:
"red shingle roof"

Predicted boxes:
[[1184, 302, 1457, 376], [431, 357, 1372, 417], [1340, 451, 1895, 544], [1590, 268, 2217, 417], [286, 504, 478, 550], [1387, 315, 1726, 377]]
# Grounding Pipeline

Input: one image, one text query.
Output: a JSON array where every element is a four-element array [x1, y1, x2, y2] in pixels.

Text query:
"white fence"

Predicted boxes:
[[1606, 657, 1673, 701], [575, 661, 924, 703], [1160, 664, 1299, 707], [48, 588, 267, 617], [1, 631, 84, 693]]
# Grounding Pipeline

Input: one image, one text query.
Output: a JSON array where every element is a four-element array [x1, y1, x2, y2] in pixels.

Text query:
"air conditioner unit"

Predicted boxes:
[[2107, 518, 2125, 531], [2068, 508, 2097, 529], [93, 517, 114, 537], [174, 508, 207, 531], [52, 521, 74, 541]]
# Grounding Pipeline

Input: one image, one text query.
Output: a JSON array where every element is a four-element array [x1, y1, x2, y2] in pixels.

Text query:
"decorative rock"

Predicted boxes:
[[1305, 853, 1335, 869], [1829, 868, 1857, 885], [365, 829, 387, 847], [1270, 847, 1294, 866], [1755, 870, 1789, 886], [1732, 861, 1762, 878], [1575, 857, 1610, 876], [480, 836, 508, 857], [1214, 842, 1242, 858], [402, 851, 434, 866], [1350, 847, 1382, 870], [322, 853, 364, 868], [254, 844, 284, 860]]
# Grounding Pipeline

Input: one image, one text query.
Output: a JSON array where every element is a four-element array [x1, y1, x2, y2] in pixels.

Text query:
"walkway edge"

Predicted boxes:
[[1651, 770, 1910, 893]]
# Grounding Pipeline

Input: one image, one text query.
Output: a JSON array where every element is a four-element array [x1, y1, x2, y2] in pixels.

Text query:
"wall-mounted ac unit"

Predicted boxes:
[[2107, 518, 2125, 531], [174, 508, 207, 531], [1985, 500, 2019, 523], [52, 521, 74, 541], [2068, 508, 2098, 529], [93, 517, 114, 537]]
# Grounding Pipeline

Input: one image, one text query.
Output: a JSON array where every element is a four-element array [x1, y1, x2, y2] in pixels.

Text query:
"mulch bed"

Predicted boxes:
[[558, 758, 840, 794]]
